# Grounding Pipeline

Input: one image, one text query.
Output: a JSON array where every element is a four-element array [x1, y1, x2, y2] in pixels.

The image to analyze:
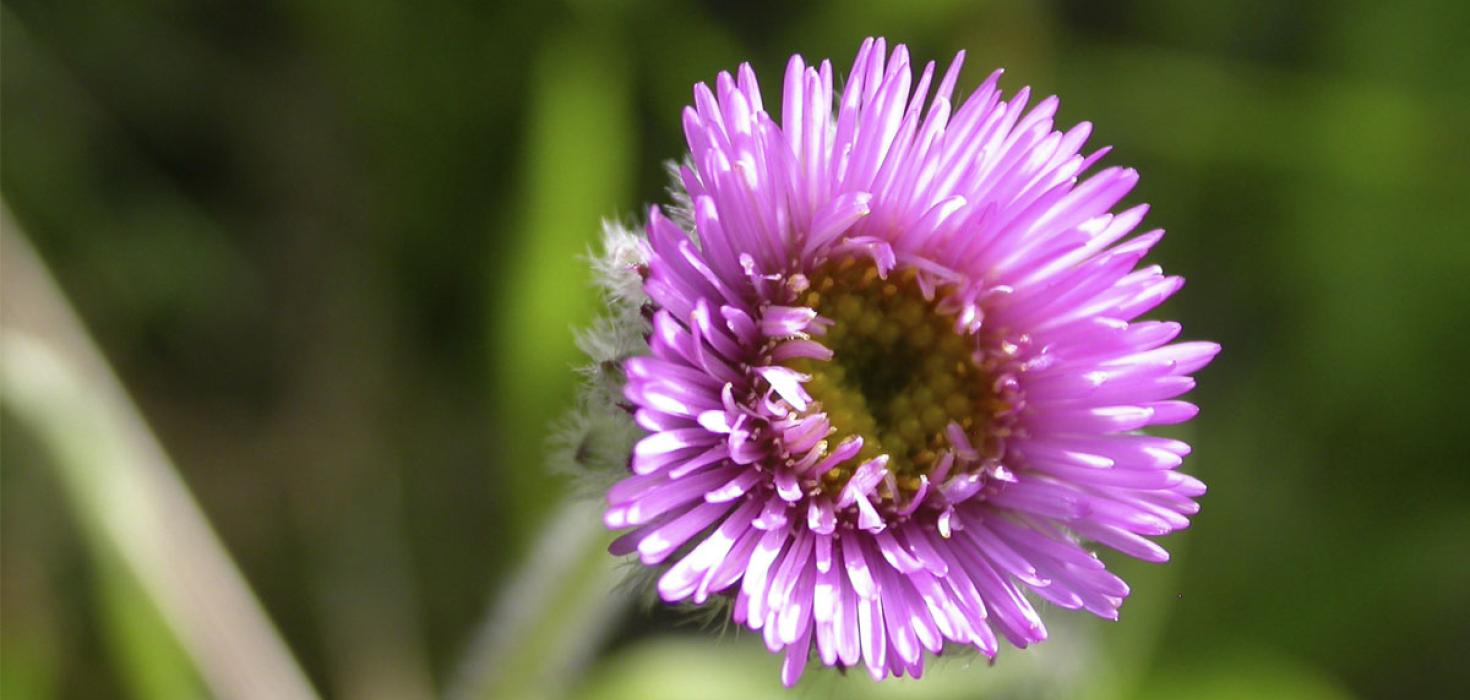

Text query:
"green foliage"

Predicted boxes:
[[492, 22, 635, 547]]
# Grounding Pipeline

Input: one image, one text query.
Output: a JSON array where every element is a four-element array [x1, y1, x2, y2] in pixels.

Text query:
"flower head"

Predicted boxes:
[[597, 37, 1217, 685]]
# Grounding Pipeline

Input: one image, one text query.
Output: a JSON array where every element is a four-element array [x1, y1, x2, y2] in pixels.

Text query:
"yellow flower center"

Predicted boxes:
[[784, 258, 998, 497]]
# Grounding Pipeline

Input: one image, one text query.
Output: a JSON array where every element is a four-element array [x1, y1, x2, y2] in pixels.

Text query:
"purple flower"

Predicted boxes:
[[600, 38, 1217, 685]]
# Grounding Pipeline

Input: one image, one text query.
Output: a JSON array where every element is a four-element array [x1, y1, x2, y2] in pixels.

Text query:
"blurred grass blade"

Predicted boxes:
[[489, 22, 634, 545], [446, 498, 627, 700], [0, 208, 320, 700], [93, 549, 204, 698], [460, 21, 636, 700]]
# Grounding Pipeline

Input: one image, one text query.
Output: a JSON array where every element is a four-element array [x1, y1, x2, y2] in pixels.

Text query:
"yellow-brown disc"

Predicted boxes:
[[784, 259, 996, 497]]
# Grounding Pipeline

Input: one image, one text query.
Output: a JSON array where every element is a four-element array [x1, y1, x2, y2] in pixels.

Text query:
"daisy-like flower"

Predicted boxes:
[[598, 37, 1217, 685]]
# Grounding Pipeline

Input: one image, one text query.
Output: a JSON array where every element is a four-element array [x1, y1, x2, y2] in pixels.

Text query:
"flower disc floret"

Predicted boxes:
[[783, 259, 1005, 499]]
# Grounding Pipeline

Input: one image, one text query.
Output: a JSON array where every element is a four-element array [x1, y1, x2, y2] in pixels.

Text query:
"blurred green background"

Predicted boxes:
[[3, 1, 1468, 699]]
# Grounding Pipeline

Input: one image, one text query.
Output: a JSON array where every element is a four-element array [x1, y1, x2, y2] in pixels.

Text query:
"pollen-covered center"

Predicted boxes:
[[784, 258, 996, 495]]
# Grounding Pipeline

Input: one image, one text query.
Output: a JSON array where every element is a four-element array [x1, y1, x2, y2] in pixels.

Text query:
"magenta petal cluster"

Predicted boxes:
[[603, 38, 1217, 685]]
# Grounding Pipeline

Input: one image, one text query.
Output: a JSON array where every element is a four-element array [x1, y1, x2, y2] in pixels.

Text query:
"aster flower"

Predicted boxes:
[[594, 37, 1217, 685]]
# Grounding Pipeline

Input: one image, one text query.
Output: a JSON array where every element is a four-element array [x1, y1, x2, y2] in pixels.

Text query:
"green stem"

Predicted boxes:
[[445, 499, 628, 700]]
